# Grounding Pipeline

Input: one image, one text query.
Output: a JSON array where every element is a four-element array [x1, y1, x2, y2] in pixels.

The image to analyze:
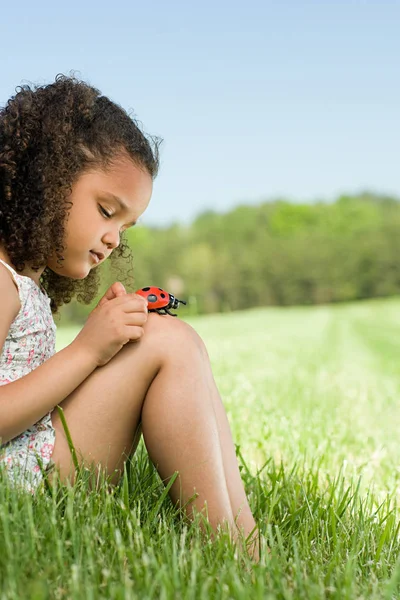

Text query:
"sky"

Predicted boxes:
[[0, 0, 399, 226]]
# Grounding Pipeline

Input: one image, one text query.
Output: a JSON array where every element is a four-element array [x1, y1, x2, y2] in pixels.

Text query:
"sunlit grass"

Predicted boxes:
[[2, 297, 400, 598]]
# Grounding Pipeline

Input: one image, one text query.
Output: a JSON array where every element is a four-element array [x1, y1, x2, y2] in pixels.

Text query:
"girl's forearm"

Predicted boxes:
[[0, 341, 98, 444]]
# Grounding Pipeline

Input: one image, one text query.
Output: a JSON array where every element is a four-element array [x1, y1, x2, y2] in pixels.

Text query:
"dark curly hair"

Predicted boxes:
[[0, 73, 161, 314]]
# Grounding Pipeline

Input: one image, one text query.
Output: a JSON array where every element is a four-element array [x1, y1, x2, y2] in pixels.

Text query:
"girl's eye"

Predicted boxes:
[[99, 205, 129, 233], [99, 206, 112, 219]]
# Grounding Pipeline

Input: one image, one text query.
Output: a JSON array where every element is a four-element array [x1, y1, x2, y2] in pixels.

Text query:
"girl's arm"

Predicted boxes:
[[0, 341, 98, 445], [0, 271, 98, 444]]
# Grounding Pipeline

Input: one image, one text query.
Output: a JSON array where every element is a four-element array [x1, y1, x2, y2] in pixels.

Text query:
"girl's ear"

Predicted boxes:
[[97, 282, 126, 307]]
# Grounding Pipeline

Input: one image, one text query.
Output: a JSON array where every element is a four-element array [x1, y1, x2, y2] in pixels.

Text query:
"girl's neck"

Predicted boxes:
[[0, 247, 44, 286]]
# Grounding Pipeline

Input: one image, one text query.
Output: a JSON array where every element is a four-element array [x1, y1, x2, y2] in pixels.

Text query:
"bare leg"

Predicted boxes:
[[140, 330, 259, 555], [200, 343, 260, 556], [49, 314, 259, 556]]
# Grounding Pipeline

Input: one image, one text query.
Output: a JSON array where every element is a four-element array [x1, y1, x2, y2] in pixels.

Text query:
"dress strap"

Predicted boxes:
[[0, 259, 21, 292]]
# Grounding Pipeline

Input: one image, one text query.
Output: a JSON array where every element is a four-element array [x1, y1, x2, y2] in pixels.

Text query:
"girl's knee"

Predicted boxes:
[[143, 312, 207, 358]]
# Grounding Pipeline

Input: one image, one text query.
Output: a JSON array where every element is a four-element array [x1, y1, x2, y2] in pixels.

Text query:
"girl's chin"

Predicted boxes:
[[48, 253, 101, 279], [48, 263, 91, 280], [73, 266, 93, 279]]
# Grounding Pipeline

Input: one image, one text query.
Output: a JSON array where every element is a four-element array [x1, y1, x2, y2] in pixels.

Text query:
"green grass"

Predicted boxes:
[[2, 297, 400, 598]]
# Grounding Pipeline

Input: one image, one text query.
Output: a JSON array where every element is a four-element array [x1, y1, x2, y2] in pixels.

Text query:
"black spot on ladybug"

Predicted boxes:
[[143, 287, 150, 291], [160, 293, 166, 298], [148, 294, 157, 302]]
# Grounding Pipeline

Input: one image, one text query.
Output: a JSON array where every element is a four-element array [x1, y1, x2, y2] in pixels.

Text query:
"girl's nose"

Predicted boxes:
[[102, 229, 120, 250]]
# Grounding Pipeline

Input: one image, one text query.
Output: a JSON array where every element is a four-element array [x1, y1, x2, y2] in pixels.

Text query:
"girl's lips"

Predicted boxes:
[[90, 251, 100, 264]]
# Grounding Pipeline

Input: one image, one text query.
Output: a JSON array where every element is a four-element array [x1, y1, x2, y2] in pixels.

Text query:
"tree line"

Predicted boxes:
[[59, 193, 400, 323]]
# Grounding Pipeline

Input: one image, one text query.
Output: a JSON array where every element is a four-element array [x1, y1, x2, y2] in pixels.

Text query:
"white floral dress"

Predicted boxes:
[[0, 259, 57, 493]]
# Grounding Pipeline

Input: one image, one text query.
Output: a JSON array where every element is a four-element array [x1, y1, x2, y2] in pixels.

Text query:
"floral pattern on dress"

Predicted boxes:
[[0, 259, 57, 494]]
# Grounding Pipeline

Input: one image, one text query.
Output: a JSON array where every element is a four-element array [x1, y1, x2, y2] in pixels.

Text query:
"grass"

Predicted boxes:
[[2, 297, 400, 598]]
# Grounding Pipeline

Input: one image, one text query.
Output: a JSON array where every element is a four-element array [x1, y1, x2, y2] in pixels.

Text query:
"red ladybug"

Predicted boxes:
[[135, 286, 187, 316]]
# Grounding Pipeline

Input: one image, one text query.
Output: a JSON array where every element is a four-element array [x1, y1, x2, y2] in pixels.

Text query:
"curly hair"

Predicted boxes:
[[0, 73, 161, 314]]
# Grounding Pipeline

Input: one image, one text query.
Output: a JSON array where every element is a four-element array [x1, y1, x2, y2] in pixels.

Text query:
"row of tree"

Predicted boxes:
[[59, 193, 400, 323]]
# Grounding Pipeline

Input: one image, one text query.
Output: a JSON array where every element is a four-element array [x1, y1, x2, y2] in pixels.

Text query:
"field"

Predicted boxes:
[[2, 297, 400, 599]]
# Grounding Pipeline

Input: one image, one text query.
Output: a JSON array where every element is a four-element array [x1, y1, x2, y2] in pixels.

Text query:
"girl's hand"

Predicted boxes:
[[73, 282, 148, 367]]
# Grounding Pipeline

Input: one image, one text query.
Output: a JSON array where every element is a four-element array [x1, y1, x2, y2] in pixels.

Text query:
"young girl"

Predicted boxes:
[[0, 74, 259, 559]]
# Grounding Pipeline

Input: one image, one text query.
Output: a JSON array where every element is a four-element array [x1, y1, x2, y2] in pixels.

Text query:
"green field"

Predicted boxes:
[[2, 298, 400, 598]]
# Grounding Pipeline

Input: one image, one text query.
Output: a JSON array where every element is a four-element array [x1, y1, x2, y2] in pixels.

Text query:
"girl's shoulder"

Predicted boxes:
[[0, 261, 21, 337], [0, 258, 51, 324], [0, 258, 55, 331], [0, 259, 21, 293], [0, 259, 47, 297]]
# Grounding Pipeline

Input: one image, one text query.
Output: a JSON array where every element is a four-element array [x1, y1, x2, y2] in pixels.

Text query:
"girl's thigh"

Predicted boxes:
[[48, 314, 172, 484]]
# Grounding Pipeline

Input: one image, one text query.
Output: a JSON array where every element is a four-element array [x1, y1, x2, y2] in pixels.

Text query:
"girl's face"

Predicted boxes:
[[47, 155, 153, 279]]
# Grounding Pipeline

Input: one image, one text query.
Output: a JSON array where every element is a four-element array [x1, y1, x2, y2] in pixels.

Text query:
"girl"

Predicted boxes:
[[0, 74, 259, 559]]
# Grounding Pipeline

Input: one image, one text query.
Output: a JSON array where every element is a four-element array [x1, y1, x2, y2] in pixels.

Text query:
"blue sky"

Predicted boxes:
[[0, 0, 398, 226]]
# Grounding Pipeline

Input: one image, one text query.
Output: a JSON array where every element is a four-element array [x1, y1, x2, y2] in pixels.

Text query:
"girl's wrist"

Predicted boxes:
[[67, 338, 100, 371]]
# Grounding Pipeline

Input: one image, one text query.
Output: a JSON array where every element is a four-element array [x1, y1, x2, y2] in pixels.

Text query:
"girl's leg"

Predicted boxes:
[[198, 342, 260, 553], [140, 328, 258, 554], [49, 314, 258, 553]]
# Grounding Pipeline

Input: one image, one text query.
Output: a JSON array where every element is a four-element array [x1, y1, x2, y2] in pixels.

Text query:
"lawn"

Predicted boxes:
[[1, 297, 400, 599]]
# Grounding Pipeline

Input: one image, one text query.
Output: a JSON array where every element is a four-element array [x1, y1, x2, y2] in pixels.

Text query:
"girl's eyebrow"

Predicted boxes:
[[101, 192, 137, 227]]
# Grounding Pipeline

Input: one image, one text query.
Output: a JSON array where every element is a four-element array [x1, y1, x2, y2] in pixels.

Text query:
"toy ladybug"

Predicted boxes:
[[135, 286, 187, 316]]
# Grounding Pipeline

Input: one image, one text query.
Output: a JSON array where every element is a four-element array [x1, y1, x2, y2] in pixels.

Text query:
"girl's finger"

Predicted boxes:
[[97, 282, 127, 307], [124, 311, 148, 326]]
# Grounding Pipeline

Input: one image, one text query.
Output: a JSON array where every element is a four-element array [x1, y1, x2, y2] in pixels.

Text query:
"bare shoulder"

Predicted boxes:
[[0, 263, 21, 331]]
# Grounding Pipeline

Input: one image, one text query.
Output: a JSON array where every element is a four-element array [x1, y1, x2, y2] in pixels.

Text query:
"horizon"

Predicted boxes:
[[138, 188, 400, 228]]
